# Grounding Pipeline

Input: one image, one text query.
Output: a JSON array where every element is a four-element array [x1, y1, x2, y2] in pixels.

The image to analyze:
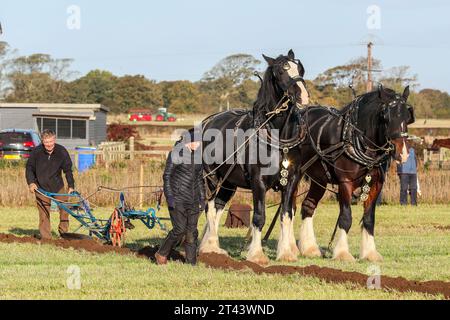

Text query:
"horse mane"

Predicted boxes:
[[339, 87, 398, 116], [252, 65, 282, 125], [337, 87, 400, 145]]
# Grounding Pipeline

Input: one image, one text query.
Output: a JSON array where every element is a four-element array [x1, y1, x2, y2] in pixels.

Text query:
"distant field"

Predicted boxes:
[[107, 113, 207, 127], [107, 115, 450, 128], [410, 119, 450, 129]]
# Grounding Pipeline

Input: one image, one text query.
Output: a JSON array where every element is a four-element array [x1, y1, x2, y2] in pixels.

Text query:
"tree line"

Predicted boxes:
[[1, 41, 449, 118]]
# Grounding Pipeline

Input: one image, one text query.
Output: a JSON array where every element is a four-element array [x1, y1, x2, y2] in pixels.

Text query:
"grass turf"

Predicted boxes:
[[0, 203, 448, 299]]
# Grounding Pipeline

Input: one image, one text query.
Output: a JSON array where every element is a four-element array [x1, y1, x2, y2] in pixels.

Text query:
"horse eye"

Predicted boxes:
[[282, 62, 290, 71]]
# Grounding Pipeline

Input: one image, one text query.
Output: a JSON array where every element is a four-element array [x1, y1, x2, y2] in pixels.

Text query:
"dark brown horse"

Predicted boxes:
[[295, 86, 415, 262], [431, 138, 450, 150]]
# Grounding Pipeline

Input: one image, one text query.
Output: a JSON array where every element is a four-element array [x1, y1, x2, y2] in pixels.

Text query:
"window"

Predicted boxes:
[[57, 119, 71, 139], [36, 117, 42, 132], [72, 120, 87, 139], [34, 117, 88, 140], [42, 118, 56, 132]]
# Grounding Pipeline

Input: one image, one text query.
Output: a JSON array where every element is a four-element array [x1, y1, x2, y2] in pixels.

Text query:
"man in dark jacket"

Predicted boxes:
[[26, 129, 75, 239], [156, 128, 205, 265]]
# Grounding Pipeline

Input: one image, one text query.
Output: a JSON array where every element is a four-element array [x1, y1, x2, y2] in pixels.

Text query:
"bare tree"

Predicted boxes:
[[0, 42, 18, 99], [202, 54, 261, 85], [380, 66, 418, 90], [314, 56, 382, 89]]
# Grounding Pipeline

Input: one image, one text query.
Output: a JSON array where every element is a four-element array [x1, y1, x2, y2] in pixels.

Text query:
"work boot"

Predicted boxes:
[[155, 252, 168, 265]]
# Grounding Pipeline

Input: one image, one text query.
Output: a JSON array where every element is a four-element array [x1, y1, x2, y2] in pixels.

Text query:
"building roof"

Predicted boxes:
[[0, 103, 109, 113], [32, 112, 93, 119]]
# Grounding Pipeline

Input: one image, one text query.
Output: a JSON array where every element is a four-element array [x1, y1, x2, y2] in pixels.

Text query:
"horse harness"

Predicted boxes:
[[203, 93, 307, 198], [298, 95, 408, 200]]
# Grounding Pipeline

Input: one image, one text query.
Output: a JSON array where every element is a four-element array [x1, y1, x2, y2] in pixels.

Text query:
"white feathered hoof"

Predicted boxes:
[[247, 250, 270, 266], [199, 238, 228, 256], [290, 243, 300, 257], [276, 251, 298, 263], [301, 245, 322, 258], [333, 250, 356, 262], [276, 243, 299, 262], [361, 250, 383, 262]]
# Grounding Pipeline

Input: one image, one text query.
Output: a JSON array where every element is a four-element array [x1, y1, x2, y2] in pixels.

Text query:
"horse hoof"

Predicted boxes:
[[199, 244, 228, 256], [290, 244, 301, 256], [276, 253, 298, 263], [247, 253, 270, 266], [333, 251, 356, 262], [361, 251, 383, 262], [216, 248, 229, 256], [301, 246, 322, 258]]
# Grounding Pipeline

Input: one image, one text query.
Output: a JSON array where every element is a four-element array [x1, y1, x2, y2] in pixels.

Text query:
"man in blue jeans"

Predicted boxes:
[[397, 143, 421, 206]]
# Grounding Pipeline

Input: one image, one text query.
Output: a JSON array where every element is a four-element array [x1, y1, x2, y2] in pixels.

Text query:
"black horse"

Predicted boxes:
[[295, 85, 415, 262], [199, 50, 309, 264]]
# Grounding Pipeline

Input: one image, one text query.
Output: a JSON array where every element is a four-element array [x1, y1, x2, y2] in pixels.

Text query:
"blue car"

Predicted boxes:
[[0, 129, 41, 160]]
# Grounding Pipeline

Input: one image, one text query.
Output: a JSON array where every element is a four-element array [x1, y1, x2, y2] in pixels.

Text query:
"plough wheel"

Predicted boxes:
[[109, 208, 126, 247]]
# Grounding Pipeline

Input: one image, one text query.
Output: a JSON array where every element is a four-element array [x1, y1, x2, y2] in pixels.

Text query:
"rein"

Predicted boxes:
[[202, 92, 292, 181], [298, 96, 397, 179]]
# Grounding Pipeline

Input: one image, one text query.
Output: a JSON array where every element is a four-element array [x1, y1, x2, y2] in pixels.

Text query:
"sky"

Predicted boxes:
[[1, 0, 450, 92]]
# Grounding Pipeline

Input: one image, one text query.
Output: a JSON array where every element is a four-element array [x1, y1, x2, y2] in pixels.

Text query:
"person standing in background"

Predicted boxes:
[[397, 142, 421, 206]]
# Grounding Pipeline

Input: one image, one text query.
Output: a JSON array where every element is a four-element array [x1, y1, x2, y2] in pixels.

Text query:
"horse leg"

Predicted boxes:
[[333, 182, 356, 262], [199, 186, 236, 255], [246, 179, 269, 266], [299, 181, 325, 258], [360, 175, 383, 262], [277, 173, 301, 262]]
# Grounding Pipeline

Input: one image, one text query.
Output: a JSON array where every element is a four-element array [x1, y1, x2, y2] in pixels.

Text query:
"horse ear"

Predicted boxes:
[[403, 85, 410, 100], [378, 83, 386, 100], [378, 84, 389, 101], [262, 54, 275, 66], [407, 105, 415, 125], [287, 49, 295, 60]]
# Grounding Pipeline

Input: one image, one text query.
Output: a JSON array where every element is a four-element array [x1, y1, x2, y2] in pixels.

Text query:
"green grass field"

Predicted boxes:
[[0, 204, 448, 300]]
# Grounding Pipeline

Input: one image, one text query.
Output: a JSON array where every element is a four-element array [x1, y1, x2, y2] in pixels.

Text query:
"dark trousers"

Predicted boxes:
[[399, 174, 417, 206], [158, 203, 200, 265], [35, 188, 69, 239]]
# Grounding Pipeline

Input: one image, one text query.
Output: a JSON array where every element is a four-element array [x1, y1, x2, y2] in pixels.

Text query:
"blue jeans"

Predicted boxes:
[[399, 174, 417, 206]]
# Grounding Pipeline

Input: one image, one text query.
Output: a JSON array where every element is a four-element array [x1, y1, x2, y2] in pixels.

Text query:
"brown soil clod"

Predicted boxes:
[[0, 233, 449, 299], [60, 233, 94, 241]]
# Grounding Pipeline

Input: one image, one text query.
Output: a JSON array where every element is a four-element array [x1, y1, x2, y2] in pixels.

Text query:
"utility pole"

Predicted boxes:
[[366, 42, 373, 92]]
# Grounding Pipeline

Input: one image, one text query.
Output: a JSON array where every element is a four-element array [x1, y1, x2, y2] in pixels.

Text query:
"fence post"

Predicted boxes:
[[130, 137, 135, 161], [103, 149, 109, 170], [74, 152, 79, 170], [139, 162, 144, 209]]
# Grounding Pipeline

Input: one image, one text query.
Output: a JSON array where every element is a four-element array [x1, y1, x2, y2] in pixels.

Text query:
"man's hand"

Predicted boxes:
[[68, 188, 75, 194], [29, 183, 38, 194]]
